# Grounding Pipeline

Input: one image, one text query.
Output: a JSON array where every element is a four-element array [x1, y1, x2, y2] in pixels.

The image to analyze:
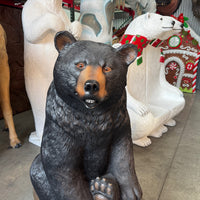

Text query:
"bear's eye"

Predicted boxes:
[[160, 17, 163, 20], [103, 66, 112, 73], [76, 63, 85, 69]]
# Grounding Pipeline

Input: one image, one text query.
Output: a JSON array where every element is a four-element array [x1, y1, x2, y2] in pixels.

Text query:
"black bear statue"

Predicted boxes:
[[30, 31, 142, 200]]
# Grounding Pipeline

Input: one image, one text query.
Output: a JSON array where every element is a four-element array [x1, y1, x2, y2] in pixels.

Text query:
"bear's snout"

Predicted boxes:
[[76, 65, 107, 109], [171, 20, 175, 26], [180, 23, 184, 28], [84, 80, 99, 94]]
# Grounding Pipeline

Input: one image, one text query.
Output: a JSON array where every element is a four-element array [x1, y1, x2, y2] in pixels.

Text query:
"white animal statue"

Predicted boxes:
[[115, 13, 185, 147], [79, 0, 116, 44], [22, 0, 82, 146], [79, 0, 156, 45], [125, 0, 156, 16], [116, 0, 156, 16]]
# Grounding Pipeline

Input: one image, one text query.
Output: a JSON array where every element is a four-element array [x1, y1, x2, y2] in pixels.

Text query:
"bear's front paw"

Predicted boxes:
[[90, 177, 119, 200]]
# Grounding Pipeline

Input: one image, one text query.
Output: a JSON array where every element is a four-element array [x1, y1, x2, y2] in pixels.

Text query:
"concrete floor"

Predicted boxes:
[[0, 92, 200, 200]]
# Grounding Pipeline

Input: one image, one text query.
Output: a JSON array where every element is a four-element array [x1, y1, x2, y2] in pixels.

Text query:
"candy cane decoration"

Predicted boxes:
[[192, 52, 200, 93], [160, 48, 165, 63]]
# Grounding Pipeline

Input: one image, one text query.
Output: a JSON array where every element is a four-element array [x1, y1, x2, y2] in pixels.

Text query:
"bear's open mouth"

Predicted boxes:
[[84, 98, 99, 109], [85, 99, 95, 104], [162, 26, 173, 29], [172, 28, 182, 30]]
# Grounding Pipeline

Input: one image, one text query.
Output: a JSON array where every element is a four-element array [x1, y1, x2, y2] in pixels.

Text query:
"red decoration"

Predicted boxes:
[[169, 61, 178, 70], [182, 77, 191, 84], [120, 34, 149, 58], [171, 13, 184, 23], [186, 62, 194, 71]]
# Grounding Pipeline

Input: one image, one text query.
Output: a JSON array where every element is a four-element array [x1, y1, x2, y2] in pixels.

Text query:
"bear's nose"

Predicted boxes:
[[84, 80, 99, 94], [180, 23, 184, 28], [171, 20, 175, 26]]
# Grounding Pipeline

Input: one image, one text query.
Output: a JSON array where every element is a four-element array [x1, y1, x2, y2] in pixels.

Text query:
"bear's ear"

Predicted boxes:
[[117, 44, 138, 66], [54, 31, 77, 52]]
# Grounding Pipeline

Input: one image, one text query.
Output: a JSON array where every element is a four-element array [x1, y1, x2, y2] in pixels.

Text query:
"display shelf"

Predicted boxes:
[[0, 0, 25, 8]]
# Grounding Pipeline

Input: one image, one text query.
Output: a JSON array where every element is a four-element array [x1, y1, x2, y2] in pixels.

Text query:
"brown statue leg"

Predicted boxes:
[[0, 24, 21, 148], [90, 176, 120, 200]]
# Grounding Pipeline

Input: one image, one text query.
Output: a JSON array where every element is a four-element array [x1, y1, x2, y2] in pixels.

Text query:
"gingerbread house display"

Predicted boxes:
[[162, 21, 200, 93]]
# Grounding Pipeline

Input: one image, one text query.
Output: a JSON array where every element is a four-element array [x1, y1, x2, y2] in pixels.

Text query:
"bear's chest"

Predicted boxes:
[[46, 86, 128, 144]]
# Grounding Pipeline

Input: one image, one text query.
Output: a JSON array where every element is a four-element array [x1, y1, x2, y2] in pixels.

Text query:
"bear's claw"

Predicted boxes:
[[90, 177, 115, 200]]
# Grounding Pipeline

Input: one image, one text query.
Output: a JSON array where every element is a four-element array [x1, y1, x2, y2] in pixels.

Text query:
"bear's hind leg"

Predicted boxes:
[[90, 175, 120, 200], [30, 154, 56, 200]]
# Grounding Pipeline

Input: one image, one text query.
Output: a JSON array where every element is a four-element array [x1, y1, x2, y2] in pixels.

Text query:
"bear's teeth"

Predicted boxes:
[[85, 99, 95, 104]]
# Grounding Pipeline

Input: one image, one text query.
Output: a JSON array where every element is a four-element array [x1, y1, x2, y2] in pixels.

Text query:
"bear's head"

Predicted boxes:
[[125, 13, 183, 40], [53, 31, 137, 110]]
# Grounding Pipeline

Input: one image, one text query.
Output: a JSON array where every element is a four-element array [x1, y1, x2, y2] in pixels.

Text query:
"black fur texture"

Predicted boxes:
[[30, 31, 142, 200]]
